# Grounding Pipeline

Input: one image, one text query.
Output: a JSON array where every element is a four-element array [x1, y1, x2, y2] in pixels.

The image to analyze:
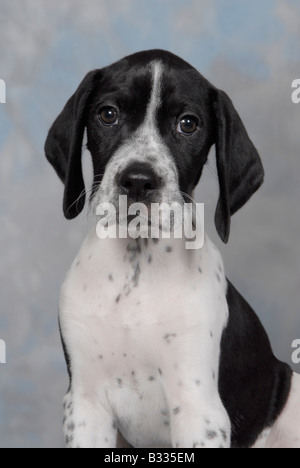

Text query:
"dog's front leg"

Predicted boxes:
[[63, 389, 117, 449], [167, 390, 231, 448], [161, 364, 231, 448]]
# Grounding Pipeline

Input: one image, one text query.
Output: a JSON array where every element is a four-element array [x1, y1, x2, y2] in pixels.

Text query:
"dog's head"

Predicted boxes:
[[45, 49, 264, 243]]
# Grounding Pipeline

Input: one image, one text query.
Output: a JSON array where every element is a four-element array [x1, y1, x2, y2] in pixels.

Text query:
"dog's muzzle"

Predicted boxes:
[[117, 162, 162, 204]]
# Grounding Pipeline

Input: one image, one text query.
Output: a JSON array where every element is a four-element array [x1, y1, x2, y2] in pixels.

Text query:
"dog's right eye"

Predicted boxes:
[[98, 107, 119, 126]]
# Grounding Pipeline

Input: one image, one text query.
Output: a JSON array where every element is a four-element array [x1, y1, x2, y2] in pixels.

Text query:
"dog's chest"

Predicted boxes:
[[60, 231, 228, 447]]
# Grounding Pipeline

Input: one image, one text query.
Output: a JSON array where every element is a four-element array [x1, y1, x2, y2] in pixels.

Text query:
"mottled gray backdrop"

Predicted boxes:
[[0, 0, 299, 448]]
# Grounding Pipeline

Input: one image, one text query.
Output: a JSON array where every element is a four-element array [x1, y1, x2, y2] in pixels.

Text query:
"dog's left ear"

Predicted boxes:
[[45, 70, 101, 219], [213, 89, 264, 243]]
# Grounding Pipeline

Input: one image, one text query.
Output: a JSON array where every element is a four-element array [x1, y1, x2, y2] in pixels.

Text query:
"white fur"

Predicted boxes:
[[60, 232, 230, 448]]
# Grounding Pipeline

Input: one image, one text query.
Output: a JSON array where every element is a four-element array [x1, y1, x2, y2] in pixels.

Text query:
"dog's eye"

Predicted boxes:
[[99, 107, 119, 126], [177, 116, 198, 135]]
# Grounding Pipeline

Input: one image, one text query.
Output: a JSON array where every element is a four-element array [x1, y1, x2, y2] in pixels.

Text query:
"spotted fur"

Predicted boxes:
[[45, 50, 299, 449]]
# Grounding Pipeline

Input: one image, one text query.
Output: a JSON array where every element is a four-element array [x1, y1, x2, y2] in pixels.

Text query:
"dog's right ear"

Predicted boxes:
[[45, 70, 101, 219]]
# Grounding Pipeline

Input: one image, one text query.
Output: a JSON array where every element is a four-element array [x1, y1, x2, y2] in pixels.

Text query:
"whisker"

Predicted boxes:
[[179, 191, 197, 206]]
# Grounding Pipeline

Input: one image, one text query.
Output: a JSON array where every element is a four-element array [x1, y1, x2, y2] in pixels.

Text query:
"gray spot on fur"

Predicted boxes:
[[148, 156, 158, 163], [116, 295, 121, 303], [66, 434, 74, 444], [207, 430, 218, 440], [148, 255, 153, 264], [133, 263, 141, 287], [158, 368, 162, 375], [216, 273, 221, 283], [165, 246, 172, 253], [67, 423, 75, 432], [117, 378, 122, 387], [198, 267, 202, 274], [148, 376, 155, 381], [195, 380, 201, 386], [127, 242, 142, 255], [173, 407, 180, 415], [164, 333, 177, 344], [220, 429, 227, 442], [108, 274, 114, 281]]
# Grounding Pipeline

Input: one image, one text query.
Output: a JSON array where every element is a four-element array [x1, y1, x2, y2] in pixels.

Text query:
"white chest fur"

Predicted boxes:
[[60, 230, 230, 448]]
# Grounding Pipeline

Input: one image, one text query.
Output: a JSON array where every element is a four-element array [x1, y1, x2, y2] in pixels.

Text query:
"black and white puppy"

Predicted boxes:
[[45, 50, 300, 449]]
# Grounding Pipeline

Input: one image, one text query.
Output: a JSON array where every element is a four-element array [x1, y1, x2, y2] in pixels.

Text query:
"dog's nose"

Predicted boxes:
[[119, 163, 160, 200]]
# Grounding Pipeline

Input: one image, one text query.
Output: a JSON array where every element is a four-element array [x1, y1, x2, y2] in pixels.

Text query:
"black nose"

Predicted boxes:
[[119, 163, 160, 200]]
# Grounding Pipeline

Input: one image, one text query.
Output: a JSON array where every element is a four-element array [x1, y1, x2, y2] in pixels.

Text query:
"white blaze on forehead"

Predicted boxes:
[[92, 59, 182, 211], [144, 61, 163, 128]]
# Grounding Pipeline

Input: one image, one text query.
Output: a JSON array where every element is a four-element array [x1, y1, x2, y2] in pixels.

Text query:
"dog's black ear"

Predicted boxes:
[[45, 70, 100, 219], [213, 90, 264, 243]]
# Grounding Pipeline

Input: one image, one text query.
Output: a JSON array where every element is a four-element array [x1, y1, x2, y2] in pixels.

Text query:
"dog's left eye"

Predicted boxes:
[[98, 107, 119, 126], [177, 116, 198, 135]]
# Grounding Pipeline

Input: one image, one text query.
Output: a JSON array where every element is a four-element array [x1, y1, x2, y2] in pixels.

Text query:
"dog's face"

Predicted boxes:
[[45, 50, 264, 242]]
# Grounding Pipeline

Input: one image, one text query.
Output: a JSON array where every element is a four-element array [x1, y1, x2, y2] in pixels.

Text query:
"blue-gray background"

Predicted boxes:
[[0, 0, 299, 448]]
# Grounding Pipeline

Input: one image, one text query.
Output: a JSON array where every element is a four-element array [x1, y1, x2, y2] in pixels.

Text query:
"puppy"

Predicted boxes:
[[45, 50, 300, 448]]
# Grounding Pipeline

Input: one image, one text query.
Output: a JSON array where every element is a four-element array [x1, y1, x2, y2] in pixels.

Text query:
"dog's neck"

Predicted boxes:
[[85, 227, 209, 275]]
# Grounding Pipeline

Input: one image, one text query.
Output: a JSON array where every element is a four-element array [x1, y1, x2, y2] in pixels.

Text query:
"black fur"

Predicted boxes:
[[220, 281, 292, 448]]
